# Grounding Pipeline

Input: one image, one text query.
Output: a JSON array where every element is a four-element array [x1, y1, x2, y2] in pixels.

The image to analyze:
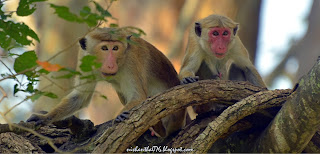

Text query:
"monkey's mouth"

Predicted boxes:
[[215, 53, 225, 58], [101, 72, 117, 76]]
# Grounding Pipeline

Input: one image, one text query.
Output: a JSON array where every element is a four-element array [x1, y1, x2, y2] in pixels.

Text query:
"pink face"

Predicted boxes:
[[95, 41, 124, 76], [208, 27, 231, 59]]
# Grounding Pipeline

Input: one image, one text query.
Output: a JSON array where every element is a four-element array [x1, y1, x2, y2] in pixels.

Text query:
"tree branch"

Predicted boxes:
[[93, 80, 266, 153], [253, 57, 320, 153], [190, 89, 291, 153]]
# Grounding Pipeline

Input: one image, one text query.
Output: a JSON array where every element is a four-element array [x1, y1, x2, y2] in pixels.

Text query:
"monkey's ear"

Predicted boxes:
[[233, 24, 239, 36], [79, 38, 87, 50], [195, 22, 201, 37]]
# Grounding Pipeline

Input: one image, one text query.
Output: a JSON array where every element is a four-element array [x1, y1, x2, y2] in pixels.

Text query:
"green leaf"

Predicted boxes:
[[80, 74, 96, 80], [44, 92, 58, 99], [109, 23, 118, 28], [85, 14, 103, 27], [38, 68, 50, 74], [0, 31, 12, 49], [13, 51, 38, 73], [93, 1, 111, 17], [50, 4, 82, 23], [14, 84, 19, 95], [29, 92, 43, 101], [50, 3, 110, 27], [17, 0, 47, 16], [100, 94, 108, 100], [53, 68, 81, 79], [29, 91, 58, 101], [80, 6, 91, 17], [122, 27, 146, 38], [0, 20, 40, 47], [79, 55, 101, 72], [26, 82, 35, 93]]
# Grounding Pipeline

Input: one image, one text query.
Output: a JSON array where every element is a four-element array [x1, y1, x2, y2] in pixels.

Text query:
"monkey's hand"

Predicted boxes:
[[113, 111, 130, 124], [26, 111, 50, 125], [181, 76, 199, 84]]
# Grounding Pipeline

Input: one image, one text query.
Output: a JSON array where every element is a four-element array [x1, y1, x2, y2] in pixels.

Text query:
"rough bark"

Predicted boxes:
[[253, 57, 320, 153], [0, 132, 45, 153], [1, 59, 320, 153], [190, 89, 291, 153], [92, 81, 266, 153]]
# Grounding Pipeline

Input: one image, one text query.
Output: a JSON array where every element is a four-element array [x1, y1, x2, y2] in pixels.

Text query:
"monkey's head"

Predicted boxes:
[[195, 14, 239, 59], [79, 28, 131, 77]]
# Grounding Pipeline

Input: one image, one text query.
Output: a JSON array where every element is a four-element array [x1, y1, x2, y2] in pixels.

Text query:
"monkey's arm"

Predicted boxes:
[[27, 81, 97, 124], [231, 55, 266, 88], [179, 48, 204, 84]]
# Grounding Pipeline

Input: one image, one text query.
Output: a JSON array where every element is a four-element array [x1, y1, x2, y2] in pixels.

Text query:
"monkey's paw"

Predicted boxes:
[[114, 111, 130, 124], [181, 76, 199, 84], [26, 111, 49, 125]]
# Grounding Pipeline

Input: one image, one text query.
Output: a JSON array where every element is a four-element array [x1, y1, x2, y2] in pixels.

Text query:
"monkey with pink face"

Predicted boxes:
[[179, 14, 266, 114]]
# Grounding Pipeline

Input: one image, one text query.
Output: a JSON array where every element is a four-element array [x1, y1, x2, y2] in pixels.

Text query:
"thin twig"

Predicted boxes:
[[0, 60, 23, 85], [41, 74, 68, 91], [0, 112, 12, 129], [4, 97, 29, 116], [46, 26, 100, 62], [4, 82, 55, 116], [106, 0, 114, 10], [0, 66, 37, 82], [0, 59, 15, 76], [0, 86, 7, 103]]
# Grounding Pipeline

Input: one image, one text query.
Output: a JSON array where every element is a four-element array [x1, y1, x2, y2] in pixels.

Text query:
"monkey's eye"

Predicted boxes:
[[113, 46, 118, 50], [101, 46, 108, 50], [213, 31, 219, 36], [222, 31, 228, 36]]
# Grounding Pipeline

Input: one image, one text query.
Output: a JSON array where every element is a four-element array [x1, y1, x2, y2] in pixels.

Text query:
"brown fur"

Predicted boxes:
[[31, 28, 185, 138], [179, 14, 266, 114]]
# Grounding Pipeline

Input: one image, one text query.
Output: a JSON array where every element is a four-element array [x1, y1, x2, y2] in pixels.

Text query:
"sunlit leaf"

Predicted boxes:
[[26, 82, 35, 93], [50, 4, 82, 23], [0, 31, 12, 49], [80, 6, 91, 17], [0, 20, 40, 47], [38, 68, 50, 74], [17, 0, 47, 16], [79, 55, 101, 72], [29, 92, 43, 101], [44, 92, 58, 99], [29, 91, 58, 101], [36, 60, 63, 72], [54, 68, 81, 79], [85, 14, 101, 27], [14, 51, 38, 73], [93, 1, 112, 17]]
